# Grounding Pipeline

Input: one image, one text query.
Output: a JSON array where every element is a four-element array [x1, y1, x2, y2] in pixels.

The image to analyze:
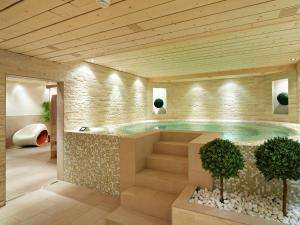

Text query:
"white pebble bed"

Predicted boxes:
[[189, 188, 300, 225]]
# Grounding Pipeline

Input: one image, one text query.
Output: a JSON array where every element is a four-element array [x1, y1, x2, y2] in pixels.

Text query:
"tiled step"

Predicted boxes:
[[146, 153, 188, 174], [160, 131, 200, 142], [106, 207, 170, 225], [121, 186, 177, 220], [154, 141, 188, 156], [135, 169, 188, 194]]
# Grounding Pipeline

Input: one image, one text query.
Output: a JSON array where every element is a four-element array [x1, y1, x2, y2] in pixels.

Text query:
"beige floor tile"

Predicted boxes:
[[71, 208, 108, 225], [43, 207, 86, 225], [91, 218, 106, 225], [6, 144, 57, 200], [0, 181, 120, 225], [0, 216, 20, 225], [17, 213, 51, 225]]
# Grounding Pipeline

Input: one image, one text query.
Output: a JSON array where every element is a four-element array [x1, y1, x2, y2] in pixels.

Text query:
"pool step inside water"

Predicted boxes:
[[154, 141, 188, 156]]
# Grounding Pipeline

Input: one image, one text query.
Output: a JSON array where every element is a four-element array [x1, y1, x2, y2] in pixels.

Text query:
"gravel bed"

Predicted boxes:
[[190, 188, 300, 225]]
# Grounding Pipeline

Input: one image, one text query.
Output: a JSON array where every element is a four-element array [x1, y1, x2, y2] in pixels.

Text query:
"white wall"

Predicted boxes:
[[5, 79, 54, 147], [6, 80, 49, 116]]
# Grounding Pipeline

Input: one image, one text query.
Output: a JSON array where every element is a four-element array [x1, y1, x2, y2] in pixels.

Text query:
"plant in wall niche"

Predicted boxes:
[[255, 137, 300, 216], [277, 92, 288, 105], [154, 98, 166, 114], [41, 101, 50, 123], [154, 98, 164, 108], [199, 139, 244, 203]]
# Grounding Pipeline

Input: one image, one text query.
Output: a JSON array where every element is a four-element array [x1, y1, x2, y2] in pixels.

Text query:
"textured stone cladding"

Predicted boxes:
[[64, 132, 120, 196], [64, 63, 147, 131], [213, 144, 300, 202], [148, 70, 298, 123]]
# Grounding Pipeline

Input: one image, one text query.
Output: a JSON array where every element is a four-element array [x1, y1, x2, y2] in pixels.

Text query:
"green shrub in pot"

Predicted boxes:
[[277, 92, 288, 105], [199, 139, 244, 203], [255, 137, 300, 216], [154, 98, 164, 108]]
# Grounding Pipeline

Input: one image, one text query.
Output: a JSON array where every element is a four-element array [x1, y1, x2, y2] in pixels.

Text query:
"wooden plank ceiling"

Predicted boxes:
[[0, 0, 300, 80]]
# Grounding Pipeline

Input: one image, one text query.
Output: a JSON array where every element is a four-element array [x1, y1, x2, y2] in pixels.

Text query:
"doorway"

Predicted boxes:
[[5, 76, 62, 200]]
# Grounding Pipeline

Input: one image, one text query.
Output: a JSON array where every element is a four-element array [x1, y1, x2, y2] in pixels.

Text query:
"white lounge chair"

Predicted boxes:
[[12, 124, 48, 147]]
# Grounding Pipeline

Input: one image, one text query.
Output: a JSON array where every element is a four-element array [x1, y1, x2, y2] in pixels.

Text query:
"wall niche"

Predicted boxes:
[[272, 79, 288, 115], [153, 88, 167, 114]]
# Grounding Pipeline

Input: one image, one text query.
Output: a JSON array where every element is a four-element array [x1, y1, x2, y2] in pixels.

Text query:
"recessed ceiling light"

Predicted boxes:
[[90, 59, 95, 63], [96, 0, 111, 8], [290, 58, 296, 61]]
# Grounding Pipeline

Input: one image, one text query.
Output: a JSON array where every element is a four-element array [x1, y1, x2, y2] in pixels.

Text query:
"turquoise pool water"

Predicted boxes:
[[116, 121, 299, 142]]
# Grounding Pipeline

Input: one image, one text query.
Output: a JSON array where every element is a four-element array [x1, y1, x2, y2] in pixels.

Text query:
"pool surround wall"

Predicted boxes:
[[64, 132, 120, 196], [64, 128, 299, 202]]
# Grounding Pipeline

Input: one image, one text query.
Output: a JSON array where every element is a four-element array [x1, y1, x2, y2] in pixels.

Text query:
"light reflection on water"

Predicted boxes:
[[117, 121, 299, 142]]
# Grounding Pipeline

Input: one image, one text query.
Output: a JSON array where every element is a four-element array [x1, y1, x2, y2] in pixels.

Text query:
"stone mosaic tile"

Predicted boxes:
[[214, 145, 300, 203], [64, 132, 120, 196]]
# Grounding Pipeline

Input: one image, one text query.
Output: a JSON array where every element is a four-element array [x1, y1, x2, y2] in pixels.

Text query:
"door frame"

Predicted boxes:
[[3, 75, 64, 203]]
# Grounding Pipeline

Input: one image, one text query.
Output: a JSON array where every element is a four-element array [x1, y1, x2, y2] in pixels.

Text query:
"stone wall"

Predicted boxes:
[[148, 70, 298, 123], [64, 132, 120, 196], [64, 63, 148, 131]]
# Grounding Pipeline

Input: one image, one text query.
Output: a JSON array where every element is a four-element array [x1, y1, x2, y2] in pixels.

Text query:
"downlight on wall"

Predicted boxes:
[[96, 0, 111, 8]]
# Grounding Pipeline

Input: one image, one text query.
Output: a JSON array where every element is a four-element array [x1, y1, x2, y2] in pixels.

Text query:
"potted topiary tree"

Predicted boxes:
[[277, 92, 288, 106], [154, 98, 166, 114], [255, 137, 300, 216], [199, 139, 244, 203]]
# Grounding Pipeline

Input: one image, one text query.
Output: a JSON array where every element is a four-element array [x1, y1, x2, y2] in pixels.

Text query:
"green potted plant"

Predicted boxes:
[[199, 139, 244, 203], [41, 101, 50, 123], [154, 98, 166, 114], [277, 92, 288, 105], [255, 137, 300, 216]]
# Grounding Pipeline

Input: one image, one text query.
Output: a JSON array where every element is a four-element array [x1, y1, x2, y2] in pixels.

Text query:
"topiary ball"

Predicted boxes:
[[154, 98, 164, 108], [277, 92, 288, 105], [200, 139, 244, 179], [255, 137, 300, 181]]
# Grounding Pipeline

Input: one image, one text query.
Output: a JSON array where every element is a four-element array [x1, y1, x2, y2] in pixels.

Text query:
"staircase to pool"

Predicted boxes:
[[106, 135, 190, 225]]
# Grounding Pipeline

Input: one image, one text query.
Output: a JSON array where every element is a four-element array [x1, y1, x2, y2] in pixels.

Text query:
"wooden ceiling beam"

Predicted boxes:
[[149, 64, 297, 82]]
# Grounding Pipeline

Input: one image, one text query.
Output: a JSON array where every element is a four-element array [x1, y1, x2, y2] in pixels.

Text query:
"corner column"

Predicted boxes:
[[0, 73, 5, 206], [297, 62, 300, 123]]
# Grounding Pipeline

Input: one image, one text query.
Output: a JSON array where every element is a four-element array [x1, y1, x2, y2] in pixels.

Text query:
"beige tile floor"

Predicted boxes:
[[0, 181, 120, 225], [6, 144, 57, 200]]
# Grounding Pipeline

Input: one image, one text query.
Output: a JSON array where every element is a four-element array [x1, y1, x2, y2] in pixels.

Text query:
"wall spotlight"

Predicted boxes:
[[96, 0, 111, 8]]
